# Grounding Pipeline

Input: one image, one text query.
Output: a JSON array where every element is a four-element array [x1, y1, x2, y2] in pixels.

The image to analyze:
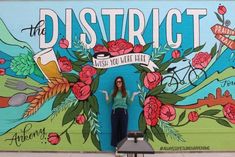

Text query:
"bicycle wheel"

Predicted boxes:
[[188, 68, 207, 86], [161, 76, 178, 93]]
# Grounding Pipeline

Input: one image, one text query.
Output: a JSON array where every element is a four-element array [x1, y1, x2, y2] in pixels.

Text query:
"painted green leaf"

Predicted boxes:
[[91, 132, 101, 150], [146, 128, 154, 141], [151, 125, 168, 144], [66, 131, 72, 144], [147, 84, 166, 96], [139, 97, 144, 107], [143, 42, 152, 52], [132, 64, 150, 73], [63, 73, 79, 83], [62, 101, 83, 126], [91, 76, 99, 93], [144, 133, 149, 141], [140, 72, 146, 86], [138, 112, 146, 132], [157, 93, 184, 104], [11, 53, 35, 76], [102, 39, 108, 48], [184, 48, 192, 56], [200, 109, 221, 116], [89, 95, 99, 113], [52, 89, 72, 109], [71, 62, 82, 72], [155, 54, 165, 65], [74, 51, 89, 62], [210, 43, 217, 57], [214, 12, 223, 23], [82, 120, 90, 143], [97, 69, 107, 75], [83, 101, 90, 117], [72, 60, 87, 66], [216, 119, 232, 128], [178, 110, 186, 125], [159, 61, 171, 72], [192, 43, 205, 52]]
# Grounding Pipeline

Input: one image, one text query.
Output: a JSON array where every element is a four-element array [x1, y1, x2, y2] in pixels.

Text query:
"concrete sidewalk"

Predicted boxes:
[[0, 152, 235, 157]]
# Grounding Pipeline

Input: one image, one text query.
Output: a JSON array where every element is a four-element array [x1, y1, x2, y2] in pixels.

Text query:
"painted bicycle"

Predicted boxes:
[[162, 58, 207, 93]]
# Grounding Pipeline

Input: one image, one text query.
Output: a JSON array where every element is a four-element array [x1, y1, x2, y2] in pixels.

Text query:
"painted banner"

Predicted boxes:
[[0, 0, 235, 153]]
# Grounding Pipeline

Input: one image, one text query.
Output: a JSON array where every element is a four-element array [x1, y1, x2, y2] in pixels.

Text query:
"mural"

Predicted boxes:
[[0, 0, 235, 152]]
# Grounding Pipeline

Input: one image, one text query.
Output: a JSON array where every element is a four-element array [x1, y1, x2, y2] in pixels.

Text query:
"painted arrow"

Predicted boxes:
[[211, 24, 235, 50]]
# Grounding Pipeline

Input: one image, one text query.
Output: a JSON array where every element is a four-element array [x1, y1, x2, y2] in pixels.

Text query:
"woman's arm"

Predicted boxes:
[[100, 90, 109, 101], [131, 91, 140, 102], [100, 90, 112, 104], [127, 91, 140, 105]]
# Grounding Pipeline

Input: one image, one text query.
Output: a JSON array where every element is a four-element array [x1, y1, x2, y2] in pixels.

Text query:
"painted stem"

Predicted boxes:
[[171, 120, 190, 127], [60, 120, 75, 136]]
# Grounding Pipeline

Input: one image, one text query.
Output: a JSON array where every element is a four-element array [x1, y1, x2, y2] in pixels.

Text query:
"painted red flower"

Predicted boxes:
[[188, 111, 199, 122], [59, 38, 69, 49], [107, 39, 133, 56], [76, 114, 86, 124], [48, 132, 60, 145], [81, 65, 97, 77], [133, 44, 144, 53], [160, 105, 176, 121], [144, 72, 162, 90], [218, 5, 227, 15], [72, 82, 91, 100], [0, 69, 5, 76], [223, 103, 235, 124], [93, 44, 108, 53], [79, 71, 92, 85], [172, 50, 180, 59], [0, 58, 5, 64], [58, 57, 73, 72], [192, 52, 211, 69], [144, 96, 162, 126]]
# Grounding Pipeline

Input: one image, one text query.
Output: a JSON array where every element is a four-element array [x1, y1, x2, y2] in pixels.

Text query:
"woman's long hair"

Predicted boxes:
[[112, 76, 127, 98]]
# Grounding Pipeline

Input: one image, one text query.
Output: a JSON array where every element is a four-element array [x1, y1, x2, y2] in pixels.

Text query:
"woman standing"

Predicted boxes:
[[101, 76, 140, 147]]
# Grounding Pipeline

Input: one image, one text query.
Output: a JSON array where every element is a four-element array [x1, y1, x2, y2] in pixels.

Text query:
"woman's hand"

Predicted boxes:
[[133, 91, 141, 96], [100, 90, 108, 95], [100, 90, 109, 101], [131, 91, 141, 102]]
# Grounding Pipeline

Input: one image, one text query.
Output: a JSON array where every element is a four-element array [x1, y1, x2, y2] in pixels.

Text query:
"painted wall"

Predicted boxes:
[[0, 0, 235, 152]]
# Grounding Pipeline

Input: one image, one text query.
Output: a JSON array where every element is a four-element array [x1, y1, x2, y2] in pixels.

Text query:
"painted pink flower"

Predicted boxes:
[[172, 50, 180, 59], [133, 44, 144, 53], [76, 114, 86, 124], [72, 82, 91, 100], [144, 72, 162, 90], [0, 58, 5, 64], [107, 39, 133, 56], [58, 57, 73, 72], [81, 65, 97, 77], [144, 96, 162, 126], [192, 52, 211, 69], [48, 132, 60, 145], [0, 69, 5, 76], [79, 71, 92, 85], [223, 103, 235, 124], [93, 44, 108, 53], [59, 38, 69, 49], [188, 111, 199, 122], [160, 105, 176, 121], [218, 5, 227, 15]]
